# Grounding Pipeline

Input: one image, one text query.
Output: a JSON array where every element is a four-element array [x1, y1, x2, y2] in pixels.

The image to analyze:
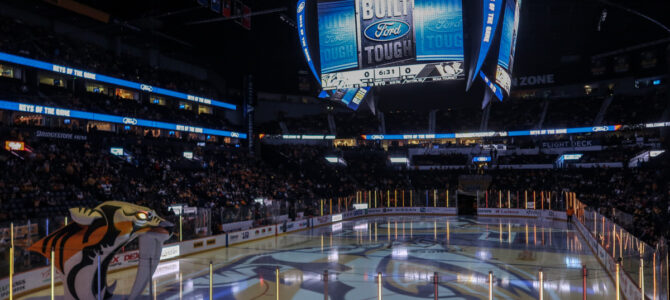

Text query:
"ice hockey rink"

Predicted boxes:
[[23, 215, 614, 300]]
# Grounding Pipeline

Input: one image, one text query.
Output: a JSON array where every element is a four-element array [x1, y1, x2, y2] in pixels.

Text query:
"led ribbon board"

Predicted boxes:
[[0, 52, 236, 110], [0, 100, 246, 139], [361, 125, 623, 140]]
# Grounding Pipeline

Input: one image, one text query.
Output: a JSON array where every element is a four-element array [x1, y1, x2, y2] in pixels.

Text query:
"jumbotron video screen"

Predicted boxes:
[[317, 0, 465, 90]]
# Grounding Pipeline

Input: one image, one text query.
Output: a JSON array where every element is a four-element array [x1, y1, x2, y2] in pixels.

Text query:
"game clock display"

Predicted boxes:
[[317, 0, 465, 90]]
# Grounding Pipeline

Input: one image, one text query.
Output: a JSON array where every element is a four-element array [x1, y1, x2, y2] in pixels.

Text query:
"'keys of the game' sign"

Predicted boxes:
[[357, 0, 414, 69]]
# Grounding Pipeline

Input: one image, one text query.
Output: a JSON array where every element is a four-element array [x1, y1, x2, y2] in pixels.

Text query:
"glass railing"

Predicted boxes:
[[575, 200, 669, 300]]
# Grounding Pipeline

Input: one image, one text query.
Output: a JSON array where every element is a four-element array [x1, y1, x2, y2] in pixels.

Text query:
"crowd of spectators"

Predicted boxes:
[[496, 154, 557, 165], [0, 78, 237, 132], [283, 115, 330, 134], [487, 98, 544, 130], [412, 154, 469, 166], [543, 96, 604, 128], [251, 90, 669, 136], [436, 107, 482, 132], [385, 110, 428, 134], [0, 17, 221, 99], [0, 125, 667, 249], [258, 111, 382, 137], [605, 91, 669, 125], [334, 112, 380, 136]]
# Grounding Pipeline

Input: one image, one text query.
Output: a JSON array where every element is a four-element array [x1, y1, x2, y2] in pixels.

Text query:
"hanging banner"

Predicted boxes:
[[469, 0, 503, 88], [480, 71, 503, 101], [495, 0, 521, 94], [297, 0, 322, 85], [348, 87, 370, 110]]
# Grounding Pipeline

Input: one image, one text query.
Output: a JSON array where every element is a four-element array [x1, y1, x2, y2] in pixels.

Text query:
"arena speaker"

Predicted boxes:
[[28, 201, 173, 300]]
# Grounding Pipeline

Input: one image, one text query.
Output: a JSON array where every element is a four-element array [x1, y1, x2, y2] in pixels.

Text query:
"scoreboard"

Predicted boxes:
[[317, 0, 465, 90], [298, 0, 524, 104], [321, 62, 463, 90]]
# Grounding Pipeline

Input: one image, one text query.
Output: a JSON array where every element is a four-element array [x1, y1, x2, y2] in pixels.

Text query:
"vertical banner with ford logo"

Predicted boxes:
[[318, 0, 358, 73], [414, 0, 463, 61]]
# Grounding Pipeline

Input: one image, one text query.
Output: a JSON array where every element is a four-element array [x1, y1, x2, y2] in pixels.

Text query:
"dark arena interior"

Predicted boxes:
[[0, 0, 670, 299]]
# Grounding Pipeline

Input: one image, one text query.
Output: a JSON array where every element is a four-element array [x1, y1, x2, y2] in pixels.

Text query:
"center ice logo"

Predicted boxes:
[[364, 20, 410, 42]]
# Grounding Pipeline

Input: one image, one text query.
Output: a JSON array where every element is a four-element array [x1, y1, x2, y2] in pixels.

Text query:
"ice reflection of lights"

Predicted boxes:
[[184, 278, 194, 293], [282, 272, 303, 284], [153, 260, 180, 278], [531, 280, 573, 293], [303, 272, 326, 282], [392, 247, 408, 259], [508, 223, 512, 244], [404, 271, 433, 281], [332, 223, 342, 231], [525, 223, 529, 245], [592, 282, 600, 294], [446, 221, 450, 242], [328, 250, 339, 262], [230, 280, 248, 295], [353, 223, 368, 231], [590, 281, 611, 296], [457, 273, 488, 285], [395, 221, 398, 239], [477, 250, 492, 261], [565, 257, 582, 269], [559, 281, 571, 293]]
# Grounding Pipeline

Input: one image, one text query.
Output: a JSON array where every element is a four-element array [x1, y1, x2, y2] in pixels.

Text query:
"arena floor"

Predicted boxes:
[[24, 215, 614, 299]]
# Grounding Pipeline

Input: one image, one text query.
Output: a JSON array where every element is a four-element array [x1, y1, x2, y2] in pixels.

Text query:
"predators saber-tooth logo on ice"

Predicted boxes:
[[28, 201, 173, 300], [357, 0, 415, 68]]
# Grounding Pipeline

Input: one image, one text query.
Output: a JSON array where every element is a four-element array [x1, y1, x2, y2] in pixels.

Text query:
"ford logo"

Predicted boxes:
[[122, 117, 138, 125], [230, 132, 240, 138], [321, 33, 349, 47], [363, 20, 410, 42], [426, 15, 462, 33]]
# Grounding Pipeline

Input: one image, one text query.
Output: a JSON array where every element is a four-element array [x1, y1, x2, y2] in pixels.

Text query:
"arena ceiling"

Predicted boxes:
[[10, 0, 670, 98]]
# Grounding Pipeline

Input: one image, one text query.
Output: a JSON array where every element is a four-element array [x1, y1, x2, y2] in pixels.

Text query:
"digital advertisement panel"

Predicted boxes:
[[317, 0, 465, 90]]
